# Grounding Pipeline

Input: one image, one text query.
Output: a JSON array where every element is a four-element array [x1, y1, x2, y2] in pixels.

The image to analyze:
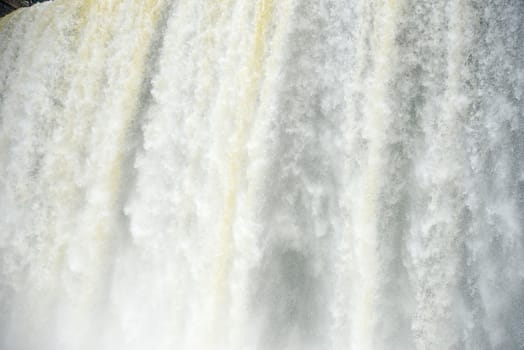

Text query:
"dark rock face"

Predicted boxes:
[[0, 0, 44, 18], [0, 3, 14, 18]]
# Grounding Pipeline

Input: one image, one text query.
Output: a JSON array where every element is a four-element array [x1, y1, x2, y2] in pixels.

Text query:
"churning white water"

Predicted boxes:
[[0, 0, 523, 349]]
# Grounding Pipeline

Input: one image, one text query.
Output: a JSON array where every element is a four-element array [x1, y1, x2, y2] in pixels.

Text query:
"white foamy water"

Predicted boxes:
[[0, 1, 523, 349]]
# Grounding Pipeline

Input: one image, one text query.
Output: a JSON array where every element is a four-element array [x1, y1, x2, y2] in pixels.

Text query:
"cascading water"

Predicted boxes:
[[0, 0, 523, 349]]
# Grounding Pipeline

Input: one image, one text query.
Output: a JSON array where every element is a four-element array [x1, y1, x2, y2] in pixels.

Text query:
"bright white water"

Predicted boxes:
[[0, 0, 523, 349]]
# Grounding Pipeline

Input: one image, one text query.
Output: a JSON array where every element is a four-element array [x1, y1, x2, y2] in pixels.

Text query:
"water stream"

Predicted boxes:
[[0, 1, 523, 349]]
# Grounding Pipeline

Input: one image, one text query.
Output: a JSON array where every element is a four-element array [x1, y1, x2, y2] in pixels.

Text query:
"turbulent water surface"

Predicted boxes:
[[0, 0, 523, 349]]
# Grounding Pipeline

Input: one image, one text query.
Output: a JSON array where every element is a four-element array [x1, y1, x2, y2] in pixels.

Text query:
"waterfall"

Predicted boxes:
[[0, 0, 523, 349]]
